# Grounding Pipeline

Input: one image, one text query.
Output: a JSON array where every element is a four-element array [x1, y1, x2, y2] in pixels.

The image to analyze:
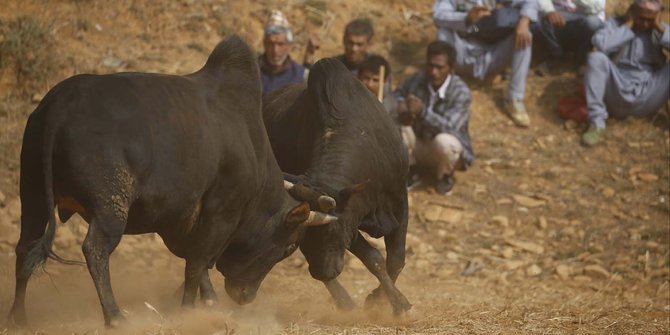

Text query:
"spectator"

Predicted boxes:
[[537, 0, 606, 72], [357, 55, 420, 156], [432, 0, 538, 127], [258, 10, 305, 96], [357, 55, 397, 114], [393, 41, 474, 195], [335, 18, 376, 74], [581, 0, 669, 146]]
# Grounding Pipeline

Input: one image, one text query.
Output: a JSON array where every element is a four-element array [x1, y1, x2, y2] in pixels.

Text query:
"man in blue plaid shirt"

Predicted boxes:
[[393, 41, 474, 195]]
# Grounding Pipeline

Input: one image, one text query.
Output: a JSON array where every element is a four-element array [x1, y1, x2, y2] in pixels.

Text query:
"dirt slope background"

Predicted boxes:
[[0, 0, 668, 334]]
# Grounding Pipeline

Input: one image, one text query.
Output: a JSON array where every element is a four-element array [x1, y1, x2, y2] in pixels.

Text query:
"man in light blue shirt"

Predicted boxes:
[[581, 0, 669, 146], [433, 0, 537, 127]]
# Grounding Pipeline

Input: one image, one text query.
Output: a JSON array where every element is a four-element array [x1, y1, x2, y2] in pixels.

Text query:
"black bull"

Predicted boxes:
[[9, 35, 336, 327], [263, 58, 412, 314]]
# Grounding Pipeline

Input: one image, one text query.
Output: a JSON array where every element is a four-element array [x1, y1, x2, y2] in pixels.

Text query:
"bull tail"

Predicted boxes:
[[21, 114, 83, 278]]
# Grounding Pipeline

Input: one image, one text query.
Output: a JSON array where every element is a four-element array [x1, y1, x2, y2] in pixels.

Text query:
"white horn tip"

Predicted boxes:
[[304, 211, 338, 226]]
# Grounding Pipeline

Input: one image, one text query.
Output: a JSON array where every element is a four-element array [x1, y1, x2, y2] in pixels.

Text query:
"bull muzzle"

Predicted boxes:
[[224, 278, 261, 305]]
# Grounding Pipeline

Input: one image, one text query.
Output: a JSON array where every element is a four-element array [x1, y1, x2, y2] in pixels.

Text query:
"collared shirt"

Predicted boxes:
[[537, 0, 606, 20], [550, 0, 577, 12], [427, 75, 452, 113], [393, 71, 474, 168]]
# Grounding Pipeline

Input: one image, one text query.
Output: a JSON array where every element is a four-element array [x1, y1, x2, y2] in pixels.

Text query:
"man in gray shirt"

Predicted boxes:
[[581, 0, 669, 146]]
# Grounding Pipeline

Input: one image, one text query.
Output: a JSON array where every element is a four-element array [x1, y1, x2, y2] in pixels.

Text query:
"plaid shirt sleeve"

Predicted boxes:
[[419, 78, 471, 135]]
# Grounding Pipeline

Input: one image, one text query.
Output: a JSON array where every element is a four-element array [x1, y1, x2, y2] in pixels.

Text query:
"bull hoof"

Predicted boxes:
[[8, 309, 28, 327], [334, 297, 356, 311], [364, 289, 412, 315], [200, 289, 219, 308], [106, 315, 127, 328], [363, 288, 386, 309], [390, 294, 412, 315], [391, 300, 412, 315]]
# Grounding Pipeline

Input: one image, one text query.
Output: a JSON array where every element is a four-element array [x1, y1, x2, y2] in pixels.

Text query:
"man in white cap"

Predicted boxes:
[[581, 0, 669, 146], [259, 10, 306, 96]]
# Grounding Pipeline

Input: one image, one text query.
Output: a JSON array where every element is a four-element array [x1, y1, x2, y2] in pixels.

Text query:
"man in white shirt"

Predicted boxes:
[[537, 0, 606, 72]]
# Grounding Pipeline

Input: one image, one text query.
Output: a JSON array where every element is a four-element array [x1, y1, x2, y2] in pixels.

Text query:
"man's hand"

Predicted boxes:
[[466, 6, 491, 24], [397, 101, 415, 126], [624, 8, 634, 28], [545, 11, 565, 27], [515, 16, 532, 49], [407, 95, 424, 117], [654, 11, 666, 33], [397, 96, 423, 125], [303, 35, 320, 65]]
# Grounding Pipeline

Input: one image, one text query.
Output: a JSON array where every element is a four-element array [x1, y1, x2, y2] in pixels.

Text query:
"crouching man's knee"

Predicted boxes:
[[433, 133, 464, 173]]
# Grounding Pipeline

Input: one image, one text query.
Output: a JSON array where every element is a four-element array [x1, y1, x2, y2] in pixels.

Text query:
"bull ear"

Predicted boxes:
[[285, 202, 311, 225], [336, 180, 369, 211]]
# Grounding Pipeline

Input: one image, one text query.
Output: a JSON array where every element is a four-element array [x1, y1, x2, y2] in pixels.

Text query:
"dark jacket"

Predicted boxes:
[[259, 54, 305, 96]]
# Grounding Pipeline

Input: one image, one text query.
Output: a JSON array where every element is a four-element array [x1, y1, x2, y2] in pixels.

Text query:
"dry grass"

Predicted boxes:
[[0, 15, 55, 96]]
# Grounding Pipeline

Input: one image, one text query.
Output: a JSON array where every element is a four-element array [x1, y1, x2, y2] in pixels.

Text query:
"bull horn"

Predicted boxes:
[[317, 195, 336, 212], [284, 180, 295, 190], [304, 211, 338, 226]]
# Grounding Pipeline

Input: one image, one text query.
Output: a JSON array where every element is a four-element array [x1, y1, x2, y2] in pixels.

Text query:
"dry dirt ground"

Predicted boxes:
[[0, 0, 669, 334]]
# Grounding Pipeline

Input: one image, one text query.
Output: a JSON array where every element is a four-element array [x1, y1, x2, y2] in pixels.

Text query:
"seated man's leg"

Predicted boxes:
[[630, 63, 670, 117], [539, 17, 564, 60], [572, 15, 604, 67], [582, 51, 630, 146], [451, 40, 478, 79], [413, 133, 463, 195], [536, 12, 602, 74], [487, 34, 532, 127]]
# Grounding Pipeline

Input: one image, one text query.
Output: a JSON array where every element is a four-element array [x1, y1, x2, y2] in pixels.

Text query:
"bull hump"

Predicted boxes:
[[201, 35, 254, 74]]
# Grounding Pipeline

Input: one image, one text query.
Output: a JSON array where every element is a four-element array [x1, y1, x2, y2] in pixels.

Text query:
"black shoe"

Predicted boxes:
[[435, 174, 455, 195], [407, 166, 422, 189]]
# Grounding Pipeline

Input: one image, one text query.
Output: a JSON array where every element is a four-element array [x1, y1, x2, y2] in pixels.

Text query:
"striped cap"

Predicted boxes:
[[265, 10, 293, 42]]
